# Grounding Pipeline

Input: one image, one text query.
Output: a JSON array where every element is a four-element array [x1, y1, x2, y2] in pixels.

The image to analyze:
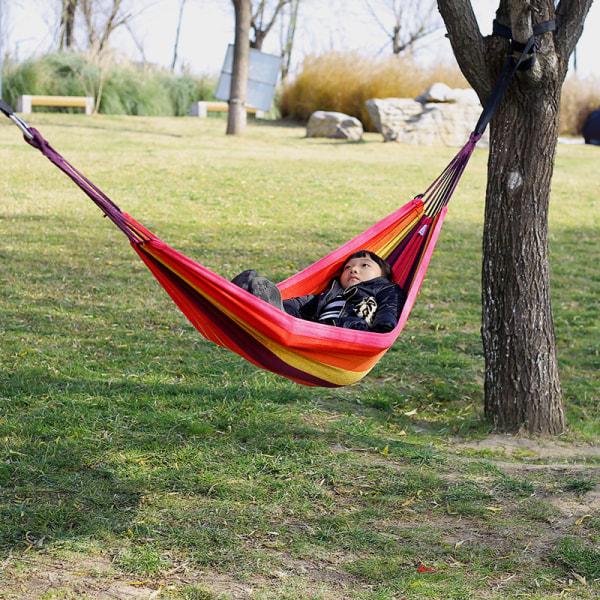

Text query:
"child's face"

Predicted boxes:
[[340, 256, 383, 289]]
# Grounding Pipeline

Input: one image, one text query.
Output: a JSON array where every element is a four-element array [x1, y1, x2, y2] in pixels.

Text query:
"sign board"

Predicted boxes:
[[216, 45, 282, 113]]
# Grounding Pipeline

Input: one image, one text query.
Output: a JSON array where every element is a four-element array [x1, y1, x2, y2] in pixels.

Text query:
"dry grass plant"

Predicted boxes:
[[280, 51, 600, 137], [278, 51, 468, 131], [560, 74, 600, 136]]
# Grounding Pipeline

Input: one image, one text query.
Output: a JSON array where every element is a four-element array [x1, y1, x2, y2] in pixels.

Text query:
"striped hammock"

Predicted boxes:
[[19, 125, 481, 387]]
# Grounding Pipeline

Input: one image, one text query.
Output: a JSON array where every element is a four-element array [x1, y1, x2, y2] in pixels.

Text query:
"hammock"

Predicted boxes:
[[0, 23, 546, 387], [2, 118, 478, 387]]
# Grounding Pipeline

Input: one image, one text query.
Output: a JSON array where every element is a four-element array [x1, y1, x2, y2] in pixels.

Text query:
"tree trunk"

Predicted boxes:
[[437, 0, 592, 434], [482, 87, 566, 434], [280, 0, 300, 81], [227, 0, 251, 136], [171, 0, 187, 71], [61, 0, 78, 50]]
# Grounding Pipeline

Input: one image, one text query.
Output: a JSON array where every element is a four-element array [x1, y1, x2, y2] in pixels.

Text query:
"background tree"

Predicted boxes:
[[250, 0, 290, 50], [227, 0, 251, 135], [59, 0, 78, 50], [171, 0, 187, 71], [363, 0, 441, 55], [279, 0, 299, 81], [251, 0, 299, 82], [437, 0, 592, 434], [78, 0, 131, 53], [54, 0, 143, 56]]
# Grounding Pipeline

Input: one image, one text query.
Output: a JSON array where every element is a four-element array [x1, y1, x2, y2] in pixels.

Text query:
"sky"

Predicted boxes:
[[1, 0, 599, 80]]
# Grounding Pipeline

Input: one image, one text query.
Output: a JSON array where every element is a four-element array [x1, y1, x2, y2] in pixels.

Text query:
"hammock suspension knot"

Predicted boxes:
[[492, 19, 556, 71]]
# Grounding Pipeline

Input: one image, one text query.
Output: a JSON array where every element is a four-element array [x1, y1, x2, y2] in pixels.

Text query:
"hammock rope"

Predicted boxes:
[[0, 21, 555, 387]]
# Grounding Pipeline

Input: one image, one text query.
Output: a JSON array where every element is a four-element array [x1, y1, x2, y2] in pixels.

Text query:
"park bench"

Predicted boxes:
[[17, 95, 94, 115], [190, 100, 264, 118]]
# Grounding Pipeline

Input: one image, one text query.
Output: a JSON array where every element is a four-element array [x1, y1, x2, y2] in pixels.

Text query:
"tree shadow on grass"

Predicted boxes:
[[0, 371, 238, 551], [0, 366, 441, 553]]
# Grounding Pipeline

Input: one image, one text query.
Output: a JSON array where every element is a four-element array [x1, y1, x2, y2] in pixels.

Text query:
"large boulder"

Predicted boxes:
[[306, 111, 363, 141], [415, 82, 480, 105], [366, 83, 489, 147], [366, 98, 423, 143]]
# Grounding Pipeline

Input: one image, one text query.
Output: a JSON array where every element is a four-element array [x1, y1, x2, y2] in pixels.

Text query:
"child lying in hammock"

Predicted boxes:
[[232, 250, 406, 333]]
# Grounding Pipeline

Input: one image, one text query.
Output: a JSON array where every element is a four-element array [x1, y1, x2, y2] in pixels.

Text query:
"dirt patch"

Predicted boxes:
[[0, 553, 368, 600], [454, 433, 600, 461], [0, 555, 161, 599]]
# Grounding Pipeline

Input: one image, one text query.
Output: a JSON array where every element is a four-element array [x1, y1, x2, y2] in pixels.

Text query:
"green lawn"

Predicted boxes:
[[0, 114, 598, 599]]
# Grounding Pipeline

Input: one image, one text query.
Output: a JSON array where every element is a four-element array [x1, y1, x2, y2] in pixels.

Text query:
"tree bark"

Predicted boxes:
[[60, 0, 78, 50], [437, 0, 592, 434], [227, 0, 251, 136]]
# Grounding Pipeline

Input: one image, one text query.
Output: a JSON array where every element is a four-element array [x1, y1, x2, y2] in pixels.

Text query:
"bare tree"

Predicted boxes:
[[279, 0, 299, 81], [78, 0, 131, 53], [171, 0, 187, 71], [59, 0, 78, 49], [437, 0, 592, 434], [250, 0, 289, 50], [227, 0, 251, 135], [251, 0, 301, 82], [364, 0, 441, 55]]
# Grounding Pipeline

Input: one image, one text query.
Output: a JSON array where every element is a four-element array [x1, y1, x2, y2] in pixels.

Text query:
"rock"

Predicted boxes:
[[415, 82, 480, 105], [367, 83, 489, 147], [366, 99, 423, 143], [306, 111, 363, 141]]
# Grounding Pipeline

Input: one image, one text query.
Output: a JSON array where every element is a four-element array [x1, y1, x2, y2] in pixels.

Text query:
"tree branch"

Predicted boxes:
[[555, 0, 593, 62], [437, 0, 491, 98]]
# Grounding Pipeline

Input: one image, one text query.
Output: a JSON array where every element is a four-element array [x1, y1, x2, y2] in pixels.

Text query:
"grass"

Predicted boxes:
[[0, 114, 599, 599]]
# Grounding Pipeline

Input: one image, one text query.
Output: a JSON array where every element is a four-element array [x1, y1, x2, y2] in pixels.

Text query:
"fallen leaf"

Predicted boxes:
[[575, 514, 592, 525]]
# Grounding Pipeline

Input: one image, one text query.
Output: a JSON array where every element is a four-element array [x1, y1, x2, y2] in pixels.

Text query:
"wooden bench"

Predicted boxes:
[[17, 95, 94, 115], [190, 101, 264, 119]]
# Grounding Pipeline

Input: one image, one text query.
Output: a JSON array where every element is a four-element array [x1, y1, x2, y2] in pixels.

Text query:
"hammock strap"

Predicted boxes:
[[24, 126, 152, 244], [416, 18, 557, 216], [421, 131, 481, 217], [473, 19, 556, 137], [492, 19, 556, 71], [0, 98, 33, 139]]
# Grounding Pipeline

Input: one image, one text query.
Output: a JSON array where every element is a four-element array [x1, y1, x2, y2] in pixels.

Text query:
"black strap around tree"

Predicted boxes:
[[473, 19, 556, 137], [493, 19, 556, 71]]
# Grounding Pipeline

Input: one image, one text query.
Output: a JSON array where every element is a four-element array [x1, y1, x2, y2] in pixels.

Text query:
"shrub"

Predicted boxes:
[[1, 52, 218, 117], [560, 74, 600, 136], [278, 50, 468, 131]]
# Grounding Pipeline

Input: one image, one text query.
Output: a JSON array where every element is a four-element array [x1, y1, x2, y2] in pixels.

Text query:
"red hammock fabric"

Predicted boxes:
[[22, 127, 481, 387]]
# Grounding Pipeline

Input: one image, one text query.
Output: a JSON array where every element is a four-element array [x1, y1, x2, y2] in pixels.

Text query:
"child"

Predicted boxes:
[[232, 250, 406, 333]]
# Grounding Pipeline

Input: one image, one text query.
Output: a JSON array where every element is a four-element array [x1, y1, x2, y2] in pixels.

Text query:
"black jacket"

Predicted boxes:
[[283, 277, 406, 333]]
